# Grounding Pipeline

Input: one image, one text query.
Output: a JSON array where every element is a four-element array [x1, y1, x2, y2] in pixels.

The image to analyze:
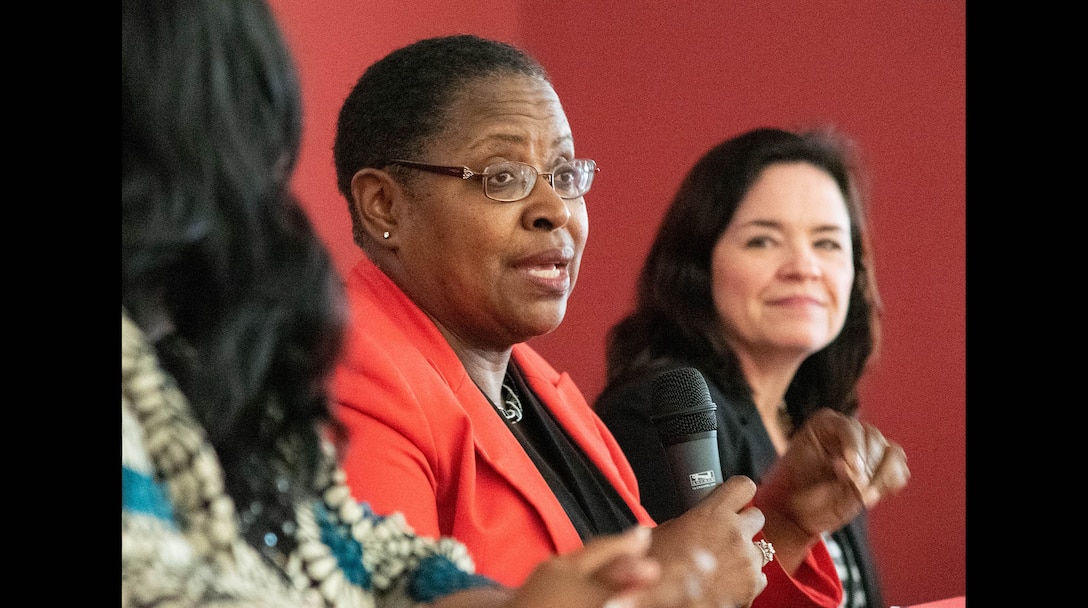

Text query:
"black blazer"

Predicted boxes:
[[595, 360, 883, 608]]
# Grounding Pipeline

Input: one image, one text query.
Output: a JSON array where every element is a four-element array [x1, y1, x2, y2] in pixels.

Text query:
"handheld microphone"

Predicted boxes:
[[650, 367, 723, 511]]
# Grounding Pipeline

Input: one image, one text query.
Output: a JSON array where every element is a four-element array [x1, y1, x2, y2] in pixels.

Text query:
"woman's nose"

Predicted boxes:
[[781, 247, 823, 279], [523, 177, 573, 230]]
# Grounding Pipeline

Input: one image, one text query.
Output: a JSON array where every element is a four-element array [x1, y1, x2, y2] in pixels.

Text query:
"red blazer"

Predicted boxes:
[[333, 258, 840, 607]]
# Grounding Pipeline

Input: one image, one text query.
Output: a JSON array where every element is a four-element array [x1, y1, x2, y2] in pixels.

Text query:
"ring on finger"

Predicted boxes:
[[754, 539, 775, 567]]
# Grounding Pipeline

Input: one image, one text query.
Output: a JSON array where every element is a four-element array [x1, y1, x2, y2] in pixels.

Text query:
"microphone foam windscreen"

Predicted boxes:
[[650, 367, 718, 441]]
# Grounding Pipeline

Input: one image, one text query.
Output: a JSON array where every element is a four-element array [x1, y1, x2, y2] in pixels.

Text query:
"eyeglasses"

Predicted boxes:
[[385, 158, 599, 202]]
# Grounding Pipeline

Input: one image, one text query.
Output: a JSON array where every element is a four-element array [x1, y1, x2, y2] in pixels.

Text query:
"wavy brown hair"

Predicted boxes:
[[122, 0, 346, 554], [605, 127, 881, 427]]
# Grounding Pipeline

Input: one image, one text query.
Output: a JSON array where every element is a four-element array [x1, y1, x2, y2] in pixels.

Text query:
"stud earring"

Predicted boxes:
[[383, 231, 390, 239]]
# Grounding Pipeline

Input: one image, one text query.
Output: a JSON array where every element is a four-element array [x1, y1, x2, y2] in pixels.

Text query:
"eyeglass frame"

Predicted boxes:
[[383, 158, 599, 202]]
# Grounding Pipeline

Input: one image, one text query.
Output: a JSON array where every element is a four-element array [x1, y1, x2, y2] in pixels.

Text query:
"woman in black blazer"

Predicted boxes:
[[596, 127, 907, 608]]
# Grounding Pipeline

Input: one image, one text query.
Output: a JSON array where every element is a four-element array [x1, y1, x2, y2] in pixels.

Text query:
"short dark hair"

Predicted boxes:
[[333, 34, 550, 247], [605, 127, 881, 424]]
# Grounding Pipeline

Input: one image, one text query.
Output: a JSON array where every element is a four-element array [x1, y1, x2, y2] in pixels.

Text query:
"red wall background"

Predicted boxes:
[[268, 1, 966, 605]]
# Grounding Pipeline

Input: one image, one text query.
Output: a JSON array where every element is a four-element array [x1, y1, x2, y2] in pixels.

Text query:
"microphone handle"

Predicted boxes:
[[663, 430, 723, 511]]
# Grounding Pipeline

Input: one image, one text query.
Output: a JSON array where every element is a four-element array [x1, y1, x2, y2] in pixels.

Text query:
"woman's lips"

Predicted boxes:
[[526, 263, 563, 280], [767, 295, 826, 315], [516, 248, 574, 292], [769, 293, 824, 306]]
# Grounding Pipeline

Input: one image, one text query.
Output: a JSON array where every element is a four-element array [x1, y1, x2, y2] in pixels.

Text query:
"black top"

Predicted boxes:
[[499, 362, 638, 541], [595, 359, 884, 608]]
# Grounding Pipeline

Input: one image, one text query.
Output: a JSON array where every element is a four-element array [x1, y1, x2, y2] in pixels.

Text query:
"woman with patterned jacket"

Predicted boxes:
[[121, 1, 664, 606]]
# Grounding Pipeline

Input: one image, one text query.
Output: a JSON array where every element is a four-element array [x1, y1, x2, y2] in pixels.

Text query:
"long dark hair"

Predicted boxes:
[[122, 0, 345, 551], [605, 127, 881, 426]]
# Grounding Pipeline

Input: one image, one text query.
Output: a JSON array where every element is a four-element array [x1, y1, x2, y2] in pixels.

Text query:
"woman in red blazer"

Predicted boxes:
[[331, 34, 908, 608]]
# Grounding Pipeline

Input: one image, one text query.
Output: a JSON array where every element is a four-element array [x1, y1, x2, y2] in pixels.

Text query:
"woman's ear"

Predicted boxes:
[[350, 167, 401, 244]]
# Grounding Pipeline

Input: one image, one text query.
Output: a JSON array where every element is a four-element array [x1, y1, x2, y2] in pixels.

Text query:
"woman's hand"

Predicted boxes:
[[643, 475, 767, 608], [514, 477, 768, 608], [754, 408, 910, 573], [433, 526, 661, 608], [438, 475, 769, 608], [512, 525, 662, 608]]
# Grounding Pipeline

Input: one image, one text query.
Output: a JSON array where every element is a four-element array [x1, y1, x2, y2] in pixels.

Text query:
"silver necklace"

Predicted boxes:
[[495, 380, 523, 424]]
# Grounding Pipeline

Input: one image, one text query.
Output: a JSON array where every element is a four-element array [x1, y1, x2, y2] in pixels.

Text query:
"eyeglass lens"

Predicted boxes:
[[482, 159, 596, 202]]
